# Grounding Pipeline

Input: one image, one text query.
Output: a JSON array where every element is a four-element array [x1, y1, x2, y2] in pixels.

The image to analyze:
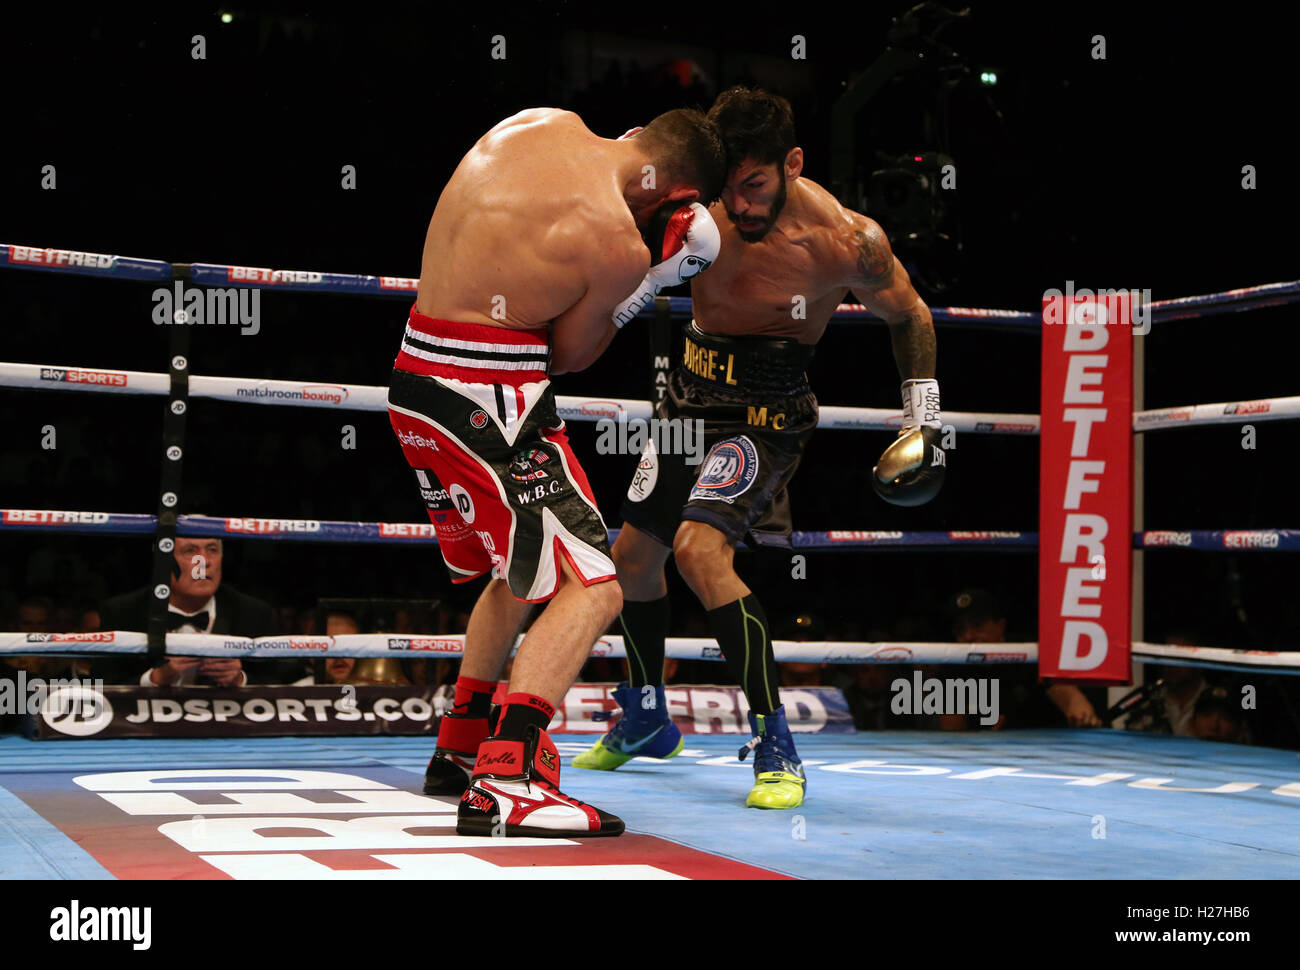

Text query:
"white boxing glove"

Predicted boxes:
[[612, 202, 720, 328]]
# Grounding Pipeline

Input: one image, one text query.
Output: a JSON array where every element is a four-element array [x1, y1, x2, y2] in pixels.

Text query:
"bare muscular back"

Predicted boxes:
[[689, 176, 880, 345], [416, 109, 644, 332]]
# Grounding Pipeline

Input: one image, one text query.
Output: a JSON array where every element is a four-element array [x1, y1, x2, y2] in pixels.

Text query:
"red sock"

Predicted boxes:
[[452, 675, 498, 717]]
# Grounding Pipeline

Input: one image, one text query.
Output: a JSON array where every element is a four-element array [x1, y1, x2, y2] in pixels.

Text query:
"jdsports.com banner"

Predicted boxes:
[[28, 686, 443, 740], [1039, 291, 1133, 684], [27, 683, 853, 739]]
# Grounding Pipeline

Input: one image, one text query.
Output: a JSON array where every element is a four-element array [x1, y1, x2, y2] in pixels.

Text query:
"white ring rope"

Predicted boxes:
[[3, 632, 1298, 675], [7, 361, 1299, 434], [0, 361, 1035, 434], [0, 631, 1027, 663]]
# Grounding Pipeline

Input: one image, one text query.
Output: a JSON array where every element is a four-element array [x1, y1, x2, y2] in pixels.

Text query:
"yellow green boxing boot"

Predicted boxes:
[[572, 682, 684, 770], [739, 706, 806, 809]]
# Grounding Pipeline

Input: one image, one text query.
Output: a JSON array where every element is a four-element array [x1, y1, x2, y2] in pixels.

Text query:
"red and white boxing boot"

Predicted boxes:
[[457, 724, 625, 837]]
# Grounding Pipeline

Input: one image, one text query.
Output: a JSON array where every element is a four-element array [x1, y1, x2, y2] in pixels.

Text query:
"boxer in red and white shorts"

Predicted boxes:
[[389, 309, 615, 601], [387, 106, 722, 838]]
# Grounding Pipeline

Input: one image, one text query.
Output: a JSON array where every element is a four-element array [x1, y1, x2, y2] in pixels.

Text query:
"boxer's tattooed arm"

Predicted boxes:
[[887, 308, 937, 380], [853, 226, 894, 288], [846, 218, 935, 377]]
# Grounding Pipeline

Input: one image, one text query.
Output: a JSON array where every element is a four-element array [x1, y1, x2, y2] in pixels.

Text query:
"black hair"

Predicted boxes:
[[637, 108, 726, 203], [707, 86, 797, 171]]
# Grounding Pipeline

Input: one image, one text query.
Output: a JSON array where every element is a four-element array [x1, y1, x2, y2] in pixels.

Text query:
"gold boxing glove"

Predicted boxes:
[[872, 379, 946, 507]]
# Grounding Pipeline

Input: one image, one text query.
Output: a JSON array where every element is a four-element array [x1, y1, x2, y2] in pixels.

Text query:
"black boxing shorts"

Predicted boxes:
[[620, 321, 818, 547], [388, 306, 616, 601]]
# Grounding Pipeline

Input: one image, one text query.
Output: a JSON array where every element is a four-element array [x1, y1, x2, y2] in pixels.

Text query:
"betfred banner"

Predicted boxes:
[[28, 683, 853, 739], [1039, 291, 1134, 684], [546, 684, 854, 735]]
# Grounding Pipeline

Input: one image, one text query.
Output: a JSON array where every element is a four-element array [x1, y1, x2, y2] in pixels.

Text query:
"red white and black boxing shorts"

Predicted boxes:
[[388, 306, 616, 601]]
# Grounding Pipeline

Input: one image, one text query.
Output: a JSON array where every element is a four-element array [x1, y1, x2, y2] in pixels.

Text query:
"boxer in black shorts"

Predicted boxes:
[[622, 323, 817, 549], [574, 88, 946, 810]]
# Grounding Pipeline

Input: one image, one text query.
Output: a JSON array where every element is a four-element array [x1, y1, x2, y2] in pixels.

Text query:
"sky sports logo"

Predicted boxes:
[[387, 637, 463, 653], [40, 367, 127, 387], [50, 900, 151, 950]]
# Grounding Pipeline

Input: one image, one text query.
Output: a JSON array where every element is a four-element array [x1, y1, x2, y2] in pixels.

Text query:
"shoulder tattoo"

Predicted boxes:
[[854, 225, 893, 287]]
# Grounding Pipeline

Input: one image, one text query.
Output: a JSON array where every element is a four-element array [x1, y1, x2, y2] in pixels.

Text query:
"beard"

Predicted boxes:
[[729, 178, 788, 242]]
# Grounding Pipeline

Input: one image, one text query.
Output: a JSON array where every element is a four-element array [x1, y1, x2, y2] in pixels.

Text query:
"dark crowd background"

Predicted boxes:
[[2, 4, 1298, 738]]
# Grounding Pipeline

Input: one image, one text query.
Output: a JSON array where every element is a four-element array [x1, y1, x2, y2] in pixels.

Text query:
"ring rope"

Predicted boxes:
[[2, 631, 1298, 676], [0, 631, 1018, 663], [0, 361, 1038, 434], [8, 360, 1300, 435], [5, 242, 1298, 326], [3, 511, 1297, 551]]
